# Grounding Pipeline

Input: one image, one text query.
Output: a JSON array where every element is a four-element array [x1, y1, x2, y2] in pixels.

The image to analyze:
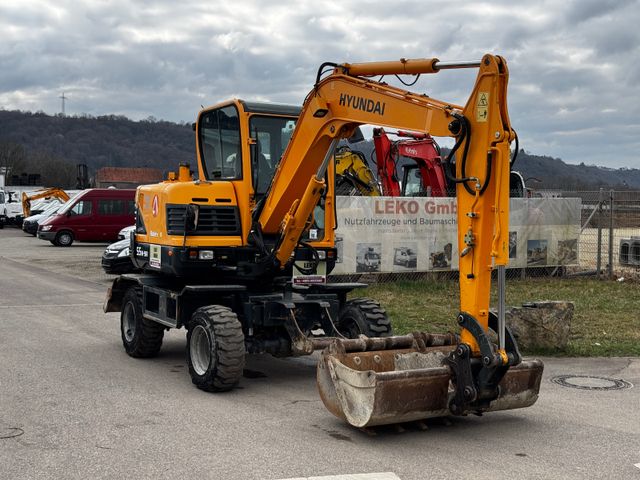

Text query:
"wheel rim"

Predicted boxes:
[[122, 302, 136, 342], [59, 233, 71, 245], [190, 325, 212, 376]]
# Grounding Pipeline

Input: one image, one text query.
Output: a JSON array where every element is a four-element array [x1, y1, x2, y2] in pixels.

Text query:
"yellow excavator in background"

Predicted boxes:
[[22, 188, 70, 218], [105, 53, 543, 427], [335, 145, 381, 196]]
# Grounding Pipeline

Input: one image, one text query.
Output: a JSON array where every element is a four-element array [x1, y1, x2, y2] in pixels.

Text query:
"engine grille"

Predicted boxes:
[[166, 204, 241, 236]]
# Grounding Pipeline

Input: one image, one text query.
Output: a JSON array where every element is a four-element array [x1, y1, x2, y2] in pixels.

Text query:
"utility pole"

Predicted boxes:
[[59, 92, 67, 116]]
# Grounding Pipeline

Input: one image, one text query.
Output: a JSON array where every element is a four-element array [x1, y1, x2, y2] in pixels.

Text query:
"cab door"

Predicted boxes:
[[65, 199, 95, 241]]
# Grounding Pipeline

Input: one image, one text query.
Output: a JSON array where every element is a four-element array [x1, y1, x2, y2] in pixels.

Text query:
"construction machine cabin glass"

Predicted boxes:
[[402, 166, 424, 196], [247, 112, 328, 245], [248, 115, 296, 197], [199, 105, 242, 180]]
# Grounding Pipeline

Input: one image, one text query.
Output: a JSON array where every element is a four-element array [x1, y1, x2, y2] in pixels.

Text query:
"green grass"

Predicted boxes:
[[352, 277, 640, 357]]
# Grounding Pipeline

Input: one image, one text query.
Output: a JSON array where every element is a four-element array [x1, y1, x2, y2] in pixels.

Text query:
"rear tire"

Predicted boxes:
[[337, 298, 393, 338], [55, 230, 74, 247], [120, 287, 164, 357], [187, 305, 245, 392]]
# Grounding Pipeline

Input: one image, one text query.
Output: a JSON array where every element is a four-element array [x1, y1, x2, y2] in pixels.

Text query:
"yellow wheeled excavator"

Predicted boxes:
[[104, 53, 543, 427]]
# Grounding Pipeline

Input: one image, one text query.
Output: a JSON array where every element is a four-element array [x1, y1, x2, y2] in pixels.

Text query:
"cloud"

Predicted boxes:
[[0, 0, 639, 167]]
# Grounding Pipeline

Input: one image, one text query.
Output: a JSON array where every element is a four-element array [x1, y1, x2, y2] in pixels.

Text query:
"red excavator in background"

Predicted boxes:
[[373, 127, 526, 198], [373, 127, 447, 197]]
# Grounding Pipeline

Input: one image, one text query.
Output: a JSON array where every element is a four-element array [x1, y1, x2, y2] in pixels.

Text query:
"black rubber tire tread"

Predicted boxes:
[[120, 287, 164, 358], [338, 297, 393, 338], [186, 305, 245, 392], [55, 230, 74, 247]]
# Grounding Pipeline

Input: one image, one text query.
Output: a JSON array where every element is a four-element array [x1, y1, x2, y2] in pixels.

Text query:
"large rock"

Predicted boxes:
[[501, 301, 574, 350]]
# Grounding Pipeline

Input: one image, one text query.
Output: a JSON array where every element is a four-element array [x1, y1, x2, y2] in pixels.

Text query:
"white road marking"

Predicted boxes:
[[0, 303, 103, 308], [279, 474, 401, 480], [634, 463, 640, 470]]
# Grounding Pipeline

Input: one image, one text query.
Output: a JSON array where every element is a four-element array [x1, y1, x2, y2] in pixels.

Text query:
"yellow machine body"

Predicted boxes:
[[122, 54, 542, 425]]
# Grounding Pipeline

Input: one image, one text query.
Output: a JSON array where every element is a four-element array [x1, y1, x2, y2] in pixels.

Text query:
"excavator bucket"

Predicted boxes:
[[316, 334, 544, 428]]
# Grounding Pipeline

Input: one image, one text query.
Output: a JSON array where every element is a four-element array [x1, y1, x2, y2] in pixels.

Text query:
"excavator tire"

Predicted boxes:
[[120, 287, 164, 358], [186, 305, 245, 392], [337, 298, 393, 338]]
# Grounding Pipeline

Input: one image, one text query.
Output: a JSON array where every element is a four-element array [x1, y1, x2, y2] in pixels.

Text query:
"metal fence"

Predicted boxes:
[[574, 189, 640, 280], [329, 189, 640, 284]]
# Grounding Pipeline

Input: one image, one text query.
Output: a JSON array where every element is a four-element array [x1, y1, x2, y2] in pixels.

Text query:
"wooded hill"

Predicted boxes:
[[0, 110, 194, 187], [0, 109, 638, 190]]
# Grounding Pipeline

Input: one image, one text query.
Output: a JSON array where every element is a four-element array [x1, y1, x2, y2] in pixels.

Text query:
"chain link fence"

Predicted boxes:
[[576, 189, 640, 279], [329, 189, 640, 284]]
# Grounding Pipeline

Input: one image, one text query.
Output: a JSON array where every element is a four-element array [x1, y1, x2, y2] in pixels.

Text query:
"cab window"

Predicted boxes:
[[199, 105, 242, 180], [248, 116, 296, 196]]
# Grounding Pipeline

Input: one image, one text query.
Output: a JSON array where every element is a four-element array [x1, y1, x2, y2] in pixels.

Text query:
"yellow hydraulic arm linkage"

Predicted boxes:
[[256, 54, 542, 427], [22, 188, 70, 218]]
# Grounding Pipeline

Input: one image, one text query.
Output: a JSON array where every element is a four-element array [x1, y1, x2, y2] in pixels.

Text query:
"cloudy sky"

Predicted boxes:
[[1, 0, 638, 168]]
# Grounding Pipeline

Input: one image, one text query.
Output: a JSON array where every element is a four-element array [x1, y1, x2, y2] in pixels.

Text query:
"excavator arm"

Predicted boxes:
[[263, 54, 543, 427], [261, 55, 513, 348], [335, 146, 381, 196], [22, 188, 70, 218], [372, 128, 401, 196]]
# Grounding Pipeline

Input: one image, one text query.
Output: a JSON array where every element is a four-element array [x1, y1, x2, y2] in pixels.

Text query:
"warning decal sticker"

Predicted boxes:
[[476, 92, 489, 122], [149, 244, 161, 268]]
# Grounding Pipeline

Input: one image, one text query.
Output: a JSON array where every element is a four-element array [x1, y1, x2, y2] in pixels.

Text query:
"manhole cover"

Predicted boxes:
[[551, 374, 633, 391]]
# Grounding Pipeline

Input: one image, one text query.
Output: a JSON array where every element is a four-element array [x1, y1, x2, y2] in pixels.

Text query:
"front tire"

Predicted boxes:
[[120, 287, 164, 357], [187, 305, 245, 392], [55, 230, 74, 247], [337, 298, 393, 338]]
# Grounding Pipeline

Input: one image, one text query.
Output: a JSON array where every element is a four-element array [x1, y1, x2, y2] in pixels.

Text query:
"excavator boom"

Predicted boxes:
[[22, 188, 70, 218]]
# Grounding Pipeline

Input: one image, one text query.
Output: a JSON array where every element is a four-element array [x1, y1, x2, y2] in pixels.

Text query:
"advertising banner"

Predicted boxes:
[[332, 196, 581, 274]]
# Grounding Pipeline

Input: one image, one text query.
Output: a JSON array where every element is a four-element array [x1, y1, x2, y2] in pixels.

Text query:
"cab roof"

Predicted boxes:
[[239, 100, 300, 117]]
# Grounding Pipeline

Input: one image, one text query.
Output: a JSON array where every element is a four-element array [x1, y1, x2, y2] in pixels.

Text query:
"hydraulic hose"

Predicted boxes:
[[510, 130, 519, 168], [444, 113, 492, 196]]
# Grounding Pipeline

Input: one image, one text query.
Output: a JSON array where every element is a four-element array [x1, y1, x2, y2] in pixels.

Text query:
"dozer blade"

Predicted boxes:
[[316, 334, 544, 428]]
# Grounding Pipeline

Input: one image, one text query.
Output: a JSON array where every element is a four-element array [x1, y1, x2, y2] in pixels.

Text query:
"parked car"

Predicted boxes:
[[102, 238, 137, 274], [22, 201, 65, 235], [118, 224, 135, 240], [38, 188, 136, 246]]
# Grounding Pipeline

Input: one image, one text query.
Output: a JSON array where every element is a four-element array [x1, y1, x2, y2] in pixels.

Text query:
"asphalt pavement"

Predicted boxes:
[[0, 228, 638, 480]]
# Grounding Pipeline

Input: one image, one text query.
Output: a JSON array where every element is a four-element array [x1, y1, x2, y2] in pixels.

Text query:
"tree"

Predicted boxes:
[[0, 141, 27, 179]]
